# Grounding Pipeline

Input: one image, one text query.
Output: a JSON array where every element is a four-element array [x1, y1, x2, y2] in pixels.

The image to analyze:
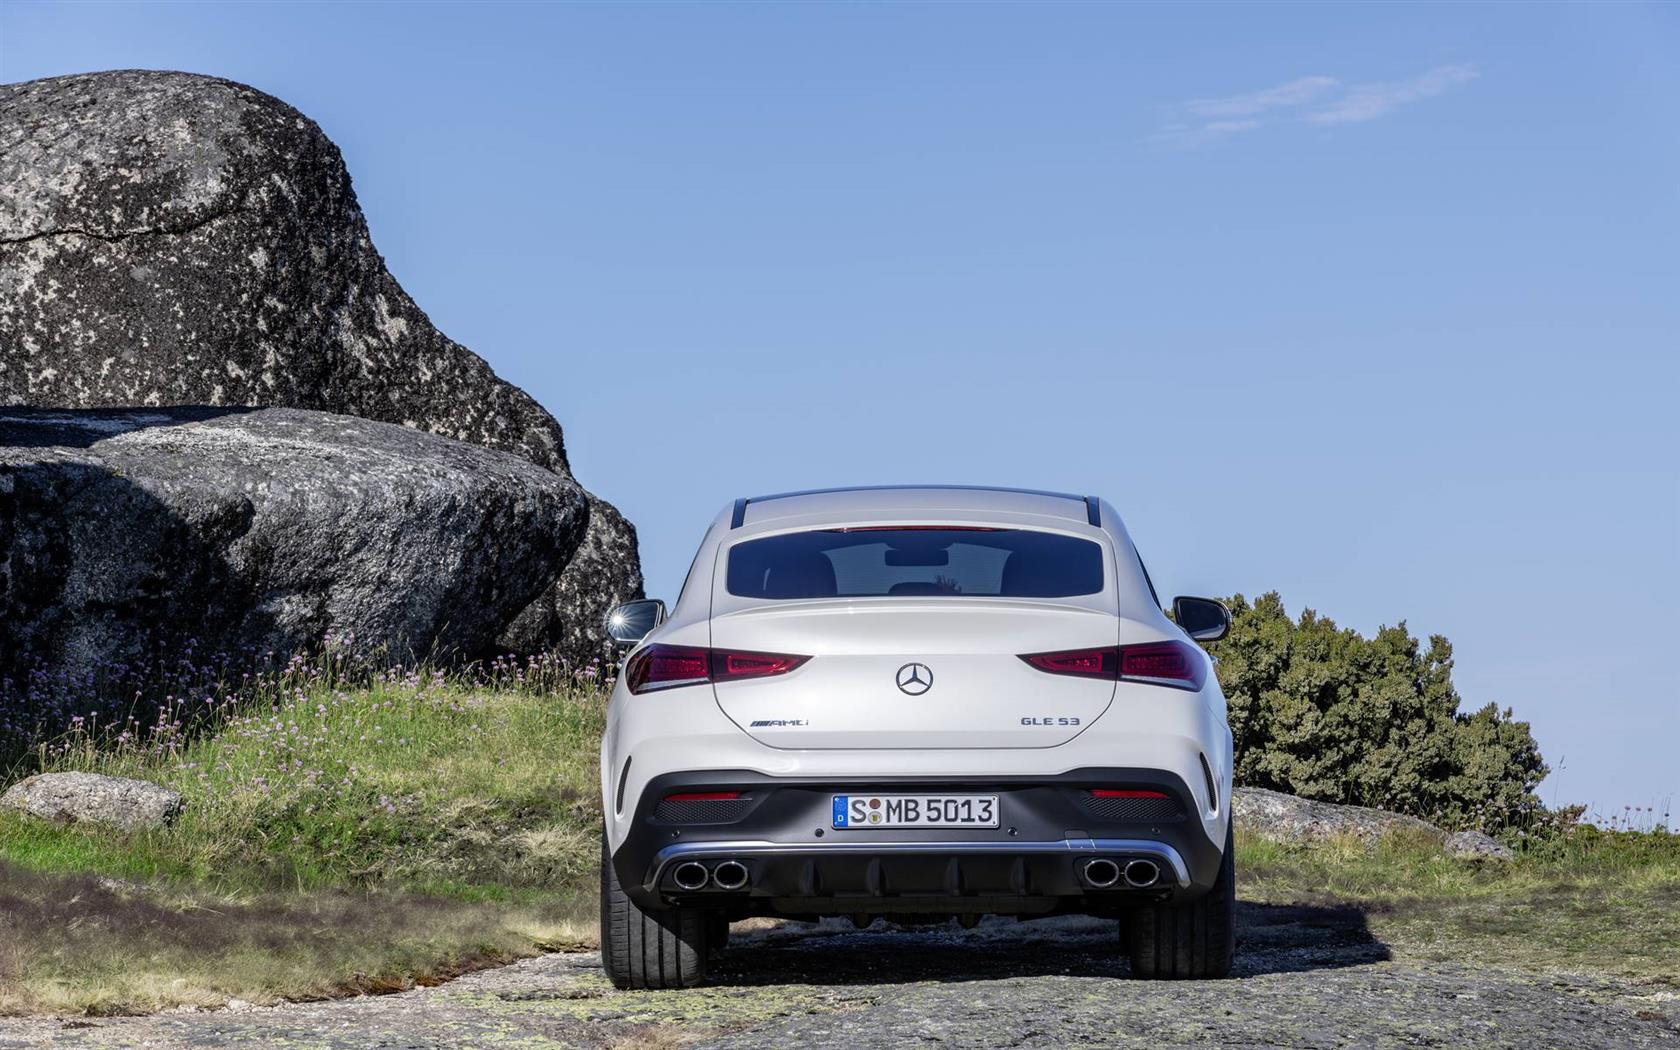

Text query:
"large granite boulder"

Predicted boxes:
[[499, 493, 645, 670], [0, 70, 640, 657], [2, 772, 183, 832], [0, 407, 586, 695]]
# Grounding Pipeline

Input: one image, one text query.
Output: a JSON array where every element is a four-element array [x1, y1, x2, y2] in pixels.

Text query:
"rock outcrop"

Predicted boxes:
[[0, 70, 640, 657], [0, 407, 585, 691], [1443, 829, 1515, 861], [1233, 787, 1442, 845], [499, 493, 645, 669], [1234, 787, 1513, 859], [1, 772, 183, 831]]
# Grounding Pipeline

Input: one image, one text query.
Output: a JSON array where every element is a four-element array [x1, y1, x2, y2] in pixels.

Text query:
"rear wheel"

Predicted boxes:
[[706, 911, 731, 957], [1124, 822, 1236, 979], [600, 833, 710, 989]]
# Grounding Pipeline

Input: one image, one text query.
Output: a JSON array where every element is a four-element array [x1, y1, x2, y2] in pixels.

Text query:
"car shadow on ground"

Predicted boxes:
[[711, 900, 1390, 987]]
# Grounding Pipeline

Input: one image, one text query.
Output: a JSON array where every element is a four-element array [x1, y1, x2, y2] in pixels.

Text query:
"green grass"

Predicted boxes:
[[1237, 826, 1680, 981], [2, 672, 1676, 1015], [0, 671, 608, 1015]]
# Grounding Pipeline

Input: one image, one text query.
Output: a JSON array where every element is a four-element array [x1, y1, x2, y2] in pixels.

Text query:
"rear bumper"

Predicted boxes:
[[612, 767, 1224, 915]]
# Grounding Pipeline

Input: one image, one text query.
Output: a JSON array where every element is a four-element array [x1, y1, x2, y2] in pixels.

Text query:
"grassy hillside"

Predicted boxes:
[[1, 674, 1675, 1015], [0, 667, 606, 1014]]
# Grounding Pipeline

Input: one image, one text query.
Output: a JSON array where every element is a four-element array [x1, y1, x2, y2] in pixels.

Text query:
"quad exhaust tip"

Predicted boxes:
[[1123, 858, 1161, 888], [1082, 857, 1121, 888], [672, 861, 710, 891], [712, 860, 750, 891]]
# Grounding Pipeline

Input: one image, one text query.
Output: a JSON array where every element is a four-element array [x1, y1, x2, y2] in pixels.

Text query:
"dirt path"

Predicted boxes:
[[3, 905, 1676, 1049]]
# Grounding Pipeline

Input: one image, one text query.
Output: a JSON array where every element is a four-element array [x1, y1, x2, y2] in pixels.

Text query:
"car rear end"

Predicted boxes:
[[600, 488, 1234, 987]]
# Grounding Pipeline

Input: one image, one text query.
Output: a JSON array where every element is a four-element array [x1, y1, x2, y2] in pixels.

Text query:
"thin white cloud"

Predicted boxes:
[[1150, 117, 1263, 149], [1304, 65, 1479, 125], [1157, 64, 1479, 147], [1184, 76, 1340, 119]]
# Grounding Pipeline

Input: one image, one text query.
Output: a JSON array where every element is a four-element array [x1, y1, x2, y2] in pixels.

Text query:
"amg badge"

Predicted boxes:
[[749, 719, 810, 727]]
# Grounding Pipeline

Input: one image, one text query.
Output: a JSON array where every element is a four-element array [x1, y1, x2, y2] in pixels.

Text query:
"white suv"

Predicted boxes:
[[599, 486, 1235, 988]]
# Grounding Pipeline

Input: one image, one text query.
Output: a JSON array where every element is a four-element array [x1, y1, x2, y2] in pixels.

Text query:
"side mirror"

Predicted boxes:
[[604, 598, 667, 647], [1173, 596, 1231, 643]]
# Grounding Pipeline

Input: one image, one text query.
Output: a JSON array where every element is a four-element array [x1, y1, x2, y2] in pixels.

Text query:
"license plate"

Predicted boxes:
[[832, 794, 999, 829]]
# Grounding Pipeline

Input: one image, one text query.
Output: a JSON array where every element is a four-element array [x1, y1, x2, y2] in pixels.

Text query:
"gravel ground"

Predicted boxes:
[[2, 904, 1675, 1049]]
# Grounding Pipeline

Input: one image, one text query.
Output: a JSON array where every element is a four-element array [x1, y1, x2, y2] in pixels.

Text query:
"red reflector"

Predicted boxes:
[[1090, 789, 1171, 799], [663, 792, 743, 802], [1118, 640, 1206, 691], [1019, 647, 1118, 678], [626, 644, 810, 694]]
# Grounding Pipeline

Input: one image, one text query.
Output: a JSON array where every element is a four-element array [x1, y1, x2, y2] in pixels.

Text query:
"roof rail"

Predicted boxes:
[[728, 485, 1103, 530]]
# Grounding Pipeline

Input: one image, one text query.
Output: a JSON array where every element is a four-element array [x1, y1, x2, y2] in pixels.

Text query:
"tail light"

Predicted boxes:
[[1118, 641, 1206, 690], [626, 644, 810, 694], [1019, 640, 1206, 691], [625, 645, 710, 693], [1021, 648, 1117, 678], [714, 650, 807, 680]]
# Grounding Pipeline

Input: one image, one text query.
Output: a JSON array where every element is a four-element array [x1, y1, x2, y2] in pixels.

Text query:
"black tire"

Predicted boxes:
[[600, 834, 710, 989], [1124, 821, 1236, 979], [706, 911, 731, 957]]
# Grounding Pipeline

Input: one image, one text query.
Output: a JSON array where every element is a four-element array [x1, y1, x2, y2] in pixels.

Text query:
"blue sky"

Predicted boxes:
[[4, 1, 1676, 814]]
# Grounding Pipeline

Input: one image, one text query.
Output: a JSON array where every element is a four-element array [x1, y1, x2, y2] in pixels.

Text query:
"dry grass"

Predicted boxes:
[[0, 859, 593, 1016], [1, 672, 606, 1016], [605, 1024, 700, 1050], [1236, 827, 1680, 981]]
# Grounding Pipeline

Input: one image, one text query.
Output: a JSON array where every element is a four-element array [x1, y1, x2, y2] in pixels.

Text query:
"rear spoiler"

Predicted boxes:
[[730, 488, 1101, 529]]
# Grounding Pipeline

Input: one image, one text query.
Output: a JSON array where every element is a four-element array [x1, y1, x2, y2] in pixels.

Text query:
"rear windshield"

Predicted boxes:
[[726, 528, 1104, 600]]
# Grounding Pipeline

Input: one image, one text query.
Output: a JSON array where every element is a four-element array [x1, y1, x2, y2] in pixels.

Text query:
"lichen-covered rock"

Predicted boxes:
[[1443, 829, 1515, 861], [499, 494, 645, 670], [1233, 787, 1444, 846], [0, 70, 563, 467], [0, 407, 586, 692], [1, 772, 183, 831], [0, 70, 640, 657]]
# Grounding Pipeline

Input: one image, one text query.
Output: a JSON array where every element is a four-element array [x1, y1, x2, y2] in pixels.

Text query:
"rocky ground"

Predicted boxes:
[[3, 906, 1674, 1050]]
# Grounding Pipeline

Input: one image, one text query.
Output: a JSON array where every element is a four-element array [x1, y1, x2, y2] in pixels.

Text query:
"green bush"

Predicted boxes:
[[1209, 592, 1546, 833]]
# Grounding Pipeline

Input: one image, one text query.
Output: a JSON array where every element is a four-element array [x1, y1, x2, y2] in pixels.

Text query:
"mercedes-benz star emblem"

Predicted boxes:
[[895, 662, 933, 696]]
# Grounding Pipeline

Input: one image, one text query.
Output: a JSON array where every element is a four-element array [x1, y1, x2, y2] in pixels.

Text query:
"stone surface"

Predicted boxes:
[[0, 772, 182, 832], [0, 917, 1672, 1048], [1445, 828, 1517, 861], [0, 407, 585, 690], [0, 70, 562, 468], [0, 70, 640, 656], [499, 493, 645, 670], [1234, 786, 1446, 846]]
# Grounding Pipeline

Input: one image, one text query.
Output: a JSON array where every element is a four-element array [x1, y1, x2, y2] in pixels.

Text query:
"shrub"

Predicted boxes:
[[1210, 592, 1547, 833]]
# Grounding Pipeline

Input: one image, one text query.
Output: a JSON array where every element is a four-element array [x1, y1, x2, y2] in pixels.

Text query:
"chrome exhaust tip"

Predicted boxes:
[[1083, 857, 1122, 888], [1123, 858, 1161, 888], [712, 860, 750, 891], [672, 861, 711, 891]]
